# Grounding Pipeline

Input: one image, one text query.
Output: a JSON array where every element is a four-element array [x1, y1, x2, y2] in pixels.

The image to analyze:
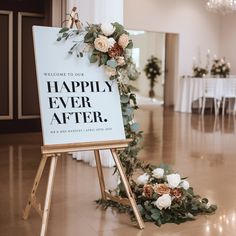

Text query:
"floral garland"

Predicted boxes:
[[57, 23, 144, 179], [57, 22, 217, 226]]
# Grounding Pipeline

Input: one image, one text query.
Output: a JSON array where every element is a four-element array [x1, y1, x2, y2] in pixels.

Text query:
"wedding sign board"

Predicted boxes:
[[33, 26, 125, 145]]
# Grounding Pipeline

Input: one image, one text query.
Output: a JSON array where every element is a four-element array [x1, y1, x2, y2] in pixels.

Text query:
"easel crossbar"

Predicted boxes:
[[41, 139, 132, 155]]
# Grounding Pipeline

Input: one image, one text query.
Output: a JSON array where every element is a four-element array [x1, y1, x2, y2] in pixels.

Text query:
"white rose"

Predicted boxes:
[[108, 38, 116, 48], [180, 180, 190, 190], [101, 23, 115, 36], [118, 34, 129, 49], [94, 35, 109, 53], [154, 194, 172, 210], [136, 173, 150, 185], [116, 56, 126, 66], [152, 168, 164, 179], [104, 66, 117, 77], [167, 173, 181, 188]]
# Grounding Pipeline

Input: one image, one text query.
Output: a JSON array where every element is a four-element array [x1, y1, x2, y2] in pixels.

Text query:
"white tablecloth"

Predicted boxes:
[[175, 77, 236, 113]]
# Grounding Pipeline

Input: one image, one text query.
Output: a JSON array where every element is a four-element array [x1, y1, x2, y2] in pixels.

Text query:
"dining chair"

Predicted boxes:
[[222, 79, 236, 116], [201, 79, 221, 116]]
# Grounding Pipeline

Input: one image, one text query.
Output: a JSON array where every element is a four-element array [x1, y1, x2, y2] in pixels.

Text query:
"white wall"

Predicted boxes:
[[124, 0, 221, 76], [130, 32, 165, 98], [220, 14, 236, 74], [67, 0, 123, 24]]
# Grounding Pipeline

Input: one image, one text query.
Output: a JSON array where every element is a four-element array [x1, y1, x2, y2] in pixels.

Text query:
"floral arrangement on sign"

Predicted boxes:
[[57, 20, 217, 227], [144, 56, 162, 98], [211, 58, 230, 78], [192, 66, 208, 78]]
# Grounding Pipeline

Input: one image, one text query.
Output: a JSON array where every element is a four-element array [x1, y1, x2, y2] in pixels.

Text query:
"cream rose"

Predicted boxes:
[[118, 34, 129, 49], [94, 35, 109, 53], [180, 180, 190, 190], [167, 173, 181, 188], [104, 66, 117, 77], [154, 194, 172, 210], [116, 56, 126, 66], [101, 23, 115, 36], [152, 168, 164, 179], [136, 173, 150, 185]]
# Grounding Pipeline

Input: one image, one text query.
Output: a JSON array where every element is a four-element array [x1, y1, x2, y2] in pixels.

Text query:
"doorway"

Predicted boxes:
[[0, 0, 51, 133], [164, 33, 179, 107]]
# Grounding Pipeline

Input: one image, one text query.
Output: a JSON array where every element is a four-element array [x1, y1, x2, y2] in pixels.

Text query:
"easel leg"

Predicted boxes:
[[111, 149, 145, 229], [40, 155, 58, 236], [23, 155, 48, 220], [94, 150, 106, 200]]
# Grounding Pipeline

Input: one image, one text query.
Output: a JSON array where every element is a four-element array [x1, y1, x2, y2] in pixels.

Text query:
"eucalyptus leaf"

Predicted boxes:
[[90, 55, 98, 63], [107, 59, 118, 68], [151, 212, 160, 221], [130, 123, 139, 133], [59, 27, 69, 33], [120, 95, 129, 103], [126, 41, 133, 49]]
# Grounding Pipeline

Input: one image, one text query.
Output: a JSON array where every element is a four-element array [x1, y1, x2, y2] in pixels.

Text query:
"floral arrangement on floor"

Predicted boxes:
[[211, 58, 230, 78], [57, 20, 217, 227], [144, 56, 162, 98], [192, 66, 208, 78], [133, 166, 217, 226]]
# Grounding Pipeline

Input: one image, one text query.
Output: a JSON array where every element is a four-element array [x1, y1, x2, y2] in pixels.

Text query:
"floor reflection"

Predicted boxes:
[[1, 109, 236, 235]]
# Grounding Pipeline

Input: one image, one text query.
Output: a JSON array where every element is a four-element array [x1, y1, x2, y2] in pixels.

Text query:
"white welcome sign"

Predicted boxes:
[[33, 26, 125, 145]]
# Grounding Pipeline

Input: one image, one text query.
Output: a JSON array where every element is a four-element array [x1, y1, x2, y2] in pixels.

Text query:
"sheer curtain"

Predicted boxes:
[[67, 0, 123, 167]]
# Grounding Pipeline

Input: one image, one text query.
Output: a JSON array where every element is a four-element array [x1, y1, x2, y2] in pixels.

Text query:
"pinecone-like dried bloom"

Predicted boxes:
[[171, 188, 183, 200], [108, 43, 123, 58]]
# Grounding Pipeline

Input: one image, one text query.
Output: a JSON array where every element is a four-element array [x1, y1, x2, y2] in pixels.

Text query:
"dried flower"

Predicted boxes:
[[171, 188, 183, 200], [118, 34, 129, 49], [108, 43, 123, 58], [116, 56, 126, 66], [143, 184, 154, 198], [153, 183, 170, 195]]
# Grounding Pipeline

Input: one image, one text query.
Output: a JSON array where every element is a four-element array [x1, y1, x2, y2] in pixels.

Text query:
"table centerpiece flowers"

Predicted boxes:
[[192, 66, 208, 78], [211, 58, 230, 78]]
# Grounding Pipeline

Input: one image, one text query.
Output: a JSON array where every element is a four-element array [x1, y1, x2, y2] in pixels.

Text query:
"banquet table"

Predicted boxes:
[[175, 77, 236, 113]]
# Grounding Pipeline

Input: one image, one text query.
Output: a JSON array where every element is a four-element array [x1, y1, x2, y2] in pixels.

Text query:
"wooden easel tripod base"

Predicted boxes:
[[23, 140, 144, 236]]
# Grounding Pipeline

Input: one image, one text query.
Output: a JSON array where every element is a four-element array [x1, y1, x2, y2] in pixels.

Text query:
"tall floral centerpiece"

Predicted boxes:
[[211, 58, 230, 78], [144, 56, 162, 98], [57, 21, 217, 227]]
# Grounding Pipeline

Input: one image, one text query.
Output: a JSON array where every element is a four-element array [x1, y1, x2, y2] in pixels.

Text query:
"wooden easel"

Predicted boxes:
[[23, 140, 145, 236]]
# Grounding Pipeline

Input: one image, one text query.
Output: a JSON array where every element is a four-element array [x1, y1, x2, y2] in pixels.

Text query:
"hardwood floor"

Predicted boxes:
[[0, 106, 236, 236]]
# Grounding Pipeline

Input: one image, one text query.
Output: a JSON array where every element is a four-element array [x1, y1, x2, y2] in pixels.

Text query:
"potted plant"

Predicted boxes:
[[144, 56, 162, 98]]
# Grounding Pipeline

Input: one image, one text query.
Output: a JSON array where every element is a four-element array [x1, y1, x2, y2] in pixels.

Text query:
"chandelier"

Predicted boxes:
[[206, 0, 236, 14]]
